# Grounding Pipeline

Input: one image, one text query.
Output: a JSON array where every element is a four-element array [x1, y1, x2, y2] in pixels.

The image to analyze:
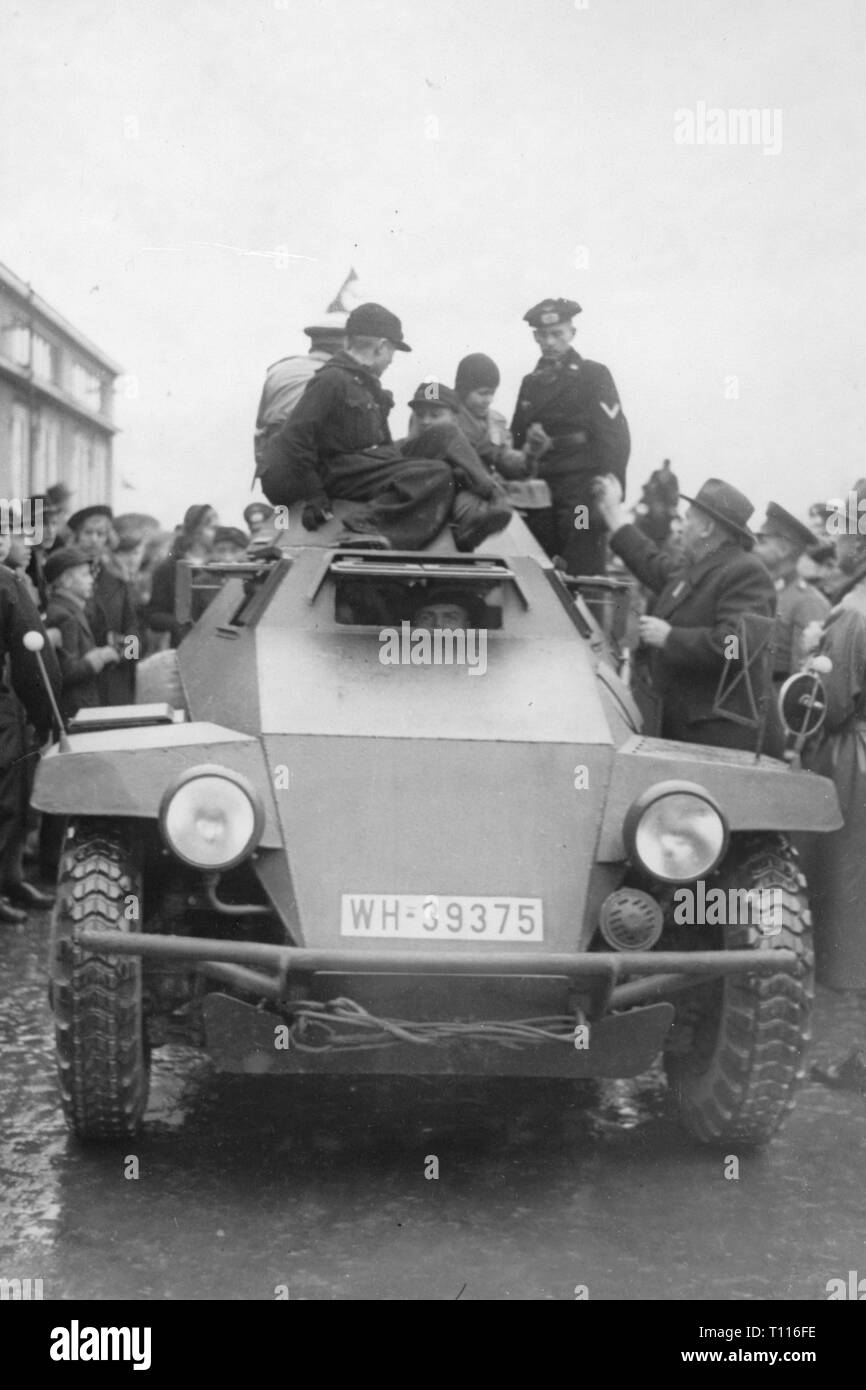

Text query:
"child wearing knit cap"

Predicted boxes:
[[454, 354, 548, 481]]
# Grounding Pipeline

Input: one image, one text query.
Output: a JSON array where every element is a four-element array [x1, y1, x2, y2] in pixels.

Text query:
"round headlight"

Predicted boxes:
[[623, 781, 728, 884], [159, 765, 264, 870]]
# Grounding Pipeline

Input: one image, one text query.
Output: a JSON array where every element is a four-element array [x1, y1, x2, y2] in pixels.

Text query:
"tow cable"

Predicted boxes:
[[282, 997, 583, 1053]]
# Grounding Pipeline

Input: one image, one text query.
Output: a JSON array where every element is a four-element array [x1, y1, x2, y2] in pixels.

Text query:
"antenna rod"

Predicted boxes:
[[23, 630, 70, 753]]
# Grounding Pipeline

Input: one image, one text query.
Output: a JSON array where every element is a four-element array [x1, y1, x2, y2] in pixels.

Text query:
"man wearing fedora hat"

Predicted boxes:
[[595, 475, 781, 753], [755, 502, 830, 680]]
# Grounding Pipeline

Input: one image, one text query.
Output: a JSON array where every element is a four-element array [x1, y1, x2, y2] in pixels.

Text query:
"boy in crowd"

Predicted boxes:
[[44, 548, 120, 721]]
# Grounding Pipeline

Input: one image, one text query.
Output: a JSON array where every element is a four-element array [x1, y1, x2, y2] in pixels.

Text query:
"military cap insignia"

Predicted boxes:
[[523, 297, 582, 327], [599, 401, 621, 419]]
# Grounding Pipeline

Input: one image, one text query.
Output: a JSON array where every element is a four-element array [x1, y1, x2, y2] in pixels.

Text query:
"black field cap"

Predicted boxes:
[[408, 381, 460, 412], [67, 504, 113, 533], [759, 501, 816, 552], [345, 302, 411, 351], [679, 478, 755, 544], [524, 298, 582, 328], [214, 527, 249, 550], [44, 546, 91, 585]]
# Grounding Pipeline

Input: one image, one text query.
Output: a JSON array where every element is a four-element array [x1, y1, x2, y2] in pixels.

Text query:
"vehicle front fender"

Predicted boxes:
[[597, 735, 842, 861], [31, 721, 283, 847]]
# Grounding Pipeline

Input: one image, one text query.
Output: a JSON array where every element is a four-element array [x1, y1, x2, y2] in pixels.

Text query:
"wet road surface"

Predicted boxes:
[[1, 909, 864, 1301]]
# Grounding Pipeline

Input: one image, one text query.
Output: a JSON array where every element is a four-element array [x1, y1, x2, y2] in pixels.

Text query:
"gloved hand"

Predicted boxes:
[[524, 422, 553, 458], [302, 499, 334, 531]]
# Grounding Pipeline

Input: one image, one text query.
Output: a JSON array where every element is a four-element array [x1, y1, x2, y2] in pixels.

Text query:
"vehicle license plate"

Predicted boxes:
[[340, 895, 543, 941]]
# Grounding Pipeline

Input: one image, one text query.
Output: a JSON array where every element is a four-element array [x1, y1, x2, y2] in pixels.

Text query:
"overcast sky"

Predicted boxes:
[[1, 0, 864, 529]]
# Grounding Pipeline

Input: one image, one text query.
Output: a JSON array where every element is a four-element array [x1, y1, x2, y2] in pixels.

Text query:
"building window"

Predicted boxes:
[[9, 402, 29, 497], [31, 410, 61, 492], [70, 430, 91, 503], [1, 323, 30, 367], [70, 361, 103, 412], [44, 416, 60, 483], [32, 333, 57, 383], [93, 437, 110, 504]]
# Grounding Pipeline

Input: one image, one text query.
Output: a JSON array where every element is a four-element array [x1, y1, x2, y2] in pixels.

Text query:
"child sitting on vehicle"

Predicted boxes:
[[405, 382, 512, 551]]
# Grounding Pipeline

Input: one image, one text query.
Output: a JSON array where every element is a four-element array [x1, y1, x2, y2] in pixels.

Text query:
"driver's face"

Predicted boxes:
[[412, 603, 471, 631]]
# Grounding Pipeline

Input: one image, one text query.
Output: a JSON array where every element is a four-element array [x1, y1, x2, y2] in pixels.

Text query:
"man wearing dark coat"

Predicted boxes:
[[754, 501, 830, 680], [595, 476, 782, 755], [511, 298, 630, 575], [0, 550, 61, 921]]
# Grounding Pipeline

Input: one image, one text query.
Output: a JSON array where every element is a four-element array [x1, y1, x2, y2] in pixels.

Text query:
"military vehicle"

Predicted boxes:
[[31, 506, 842, 1144]]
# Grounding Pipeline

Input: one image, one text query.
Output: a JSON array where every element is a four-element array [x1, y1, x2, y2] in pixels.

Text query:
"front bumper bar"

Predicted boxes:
[[73, 930, 798, 1011]]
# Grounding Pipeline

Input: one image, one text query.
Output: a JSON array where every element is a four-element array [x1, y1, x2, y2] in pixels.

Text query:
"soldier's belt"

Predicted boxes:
[[549, 431, 588, 447]]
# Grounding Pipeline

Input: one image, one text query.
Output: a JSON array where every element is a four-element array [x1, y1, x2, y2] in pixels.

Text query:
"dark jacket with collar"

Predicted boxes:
[[0, 566, 60, 748], [510, 347, 630, 484], [274, 350, 396, 508], [46, 589, 101, 720], [611, 523, 782, 753], [87, 557, 138, 705]]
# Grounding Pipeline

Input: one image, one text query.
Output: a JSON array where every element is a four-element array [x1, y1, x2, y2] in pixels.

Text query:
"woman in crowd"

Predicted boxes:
[[65, 505, 140, 706], [144, 504, 218, 647]]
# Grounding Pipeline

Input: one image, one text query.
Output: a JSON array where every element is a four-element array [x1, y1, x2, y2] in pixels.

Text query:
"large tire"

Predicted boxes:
[[51, 822, 150, 1141], [665, 834, 813, 1145]]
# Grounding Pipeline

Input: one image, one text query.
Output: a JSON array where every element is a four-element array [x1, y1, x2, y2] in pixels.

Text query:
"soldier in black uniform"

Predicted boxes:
[[511, 298, 630, 575], [0, 557, 61, 921]]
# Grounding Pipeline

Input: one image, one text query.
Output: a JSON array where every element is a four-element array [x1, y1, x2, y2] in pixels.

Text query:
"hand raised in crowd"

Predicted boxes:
[[638, 615, 672, 649], [524, 422, 553, 459], [593, 474, 625, 533], [84, 645, 121, 673], [801, 620, 825, 657], [525, 422, 552, 453]]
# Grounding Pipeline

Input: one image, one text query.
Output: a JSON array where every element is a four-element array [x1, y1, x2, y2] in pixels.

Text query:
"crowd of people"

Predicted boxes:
[[0, 487, 271, 921]]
